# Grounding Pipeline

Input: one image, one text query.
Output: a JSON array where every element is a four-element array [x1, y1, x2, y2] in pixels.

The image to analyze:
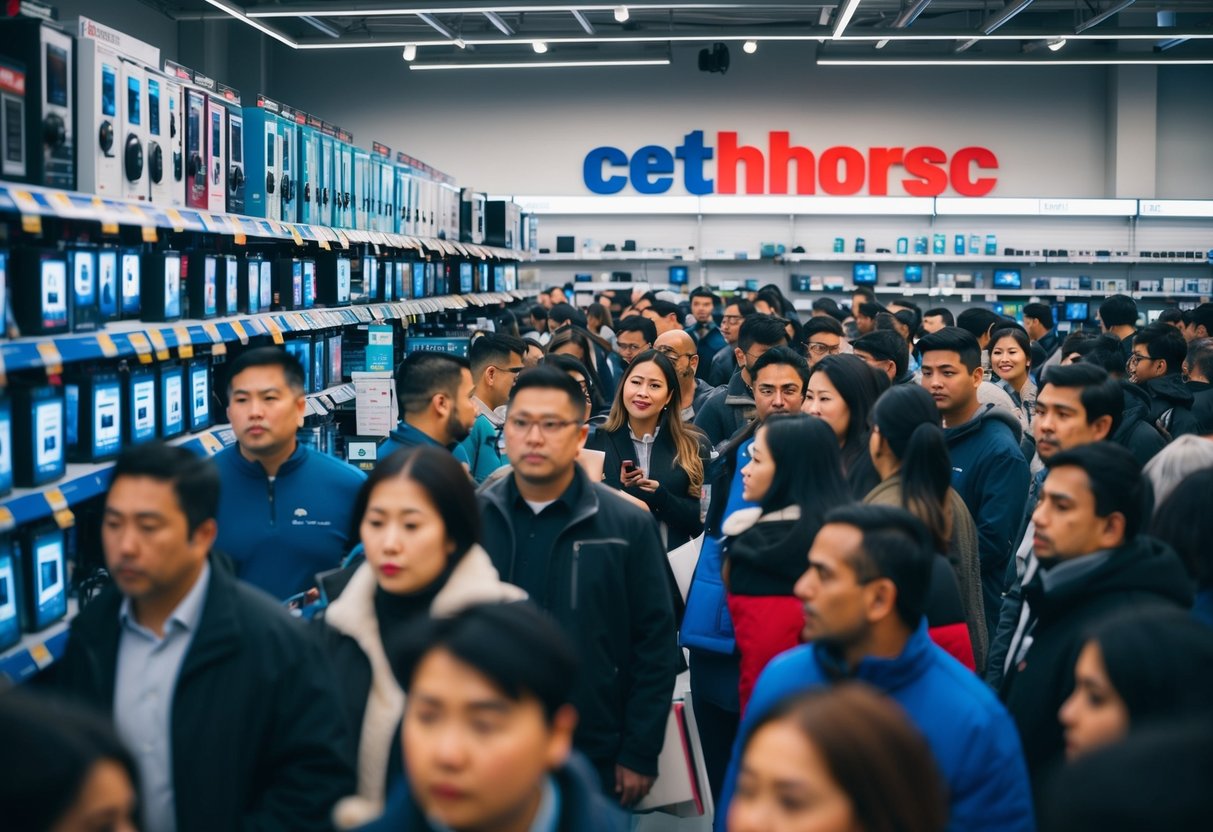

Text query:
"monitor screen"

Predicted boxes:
[[33, 396, 63, 479], [120, 251, 141, 316], [41, 258, 69, 330], [164, 254, 182, 319], [425, 262, 437, 295], [477, 263, 488, 292], [328, 334, 343, 385], [853, 263, 877, 286], [202, 255, 218, 317], [98, 249, 119, 319], [504, 264, 517, 292], [993, 269, 1022, 289], [336, 257, 351, 304], [70, 249, 98, 328], [0, 541, 19, 651], [161, 365, 185, 438], [28, 526, 67, 630], [93, 380, 122, 459], [459, 262, 473, 294], [0, 397, 12, 496], [1065, 302, 1090, 322], [64, 384, 79, 453], [412, 263, 425, 299], [904, 264, 923, 284], [394, 262, 407, 301], [381, 261, 394, 301], [290, 261, 303, 308], [188, 361, 211, 432], [669, 265, 688, 286], [224, 255, 239, 315], [127, 75, 141, 126], [129, 372, 157, 444], [492, 265, 504, 292]]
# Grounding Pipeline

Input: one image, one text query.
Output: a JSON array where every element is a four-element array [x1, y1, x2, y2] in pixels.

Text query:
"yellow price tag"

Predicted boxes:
[[174, 326, 194, 359], [230, 320, 250, 344], [264, 319, 285, 345], [234, 231, 248, 246], [93, 197, 120, 235], [30, 642, 53, 668], [96, 333, 119, 358], [197, 431, 225, 455], [44, 488, 75, 529], [212, 341, 227, 356], [318, 237, 330, 251], [0, 507, 15, 532], [128, 332, 154, 364], [203, 323, 223, 344], [286, 224, 304, 246], [147, 329, 171, 361], [36, 341, 63, 375], [13, 190, 43, 233], [141, 224, 158, 243], [165, 208, 186, 233]]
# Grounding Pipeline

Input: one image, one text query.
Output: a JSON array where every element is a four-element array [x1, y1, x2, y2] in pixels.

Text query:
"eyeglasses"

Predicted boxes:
[[721, 314, 744, 325], [491, 364, 526, 374], [656, 346, 695, 361], [506, 417, 581, 436], [617, 341, 650, 355], [1127, 353, 1157, 367], [807, 342, 842, 356]]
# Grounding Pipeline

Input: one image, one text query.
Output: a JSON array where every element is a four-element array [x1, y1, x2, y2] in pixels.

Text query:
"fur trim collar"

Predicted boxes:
[[722, 505, 801, 537]]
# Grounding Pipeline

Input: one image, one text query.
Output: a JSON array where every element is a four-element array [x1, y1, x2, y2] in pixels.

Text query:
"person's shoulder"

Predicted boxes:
[[922, 645, 1012, 724], [756, 643, 823, 691]]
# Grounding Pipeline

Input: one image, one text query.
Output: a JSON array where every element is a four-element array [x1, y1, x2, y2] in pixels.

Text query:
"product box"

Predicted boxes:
[[352, 371, 396, 437], [10, 385, 65, 488]]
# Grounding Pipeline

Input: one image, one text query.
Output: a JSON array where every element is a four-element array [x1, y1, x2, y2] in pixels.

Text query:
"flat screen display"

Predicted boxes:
[[129, 372, 157, 444], [459, 262, 473, 294], [393, 262, 406, 301], [0, 397, 12, 496], [425, 262, 437, 296], [328, 334, 342, 385], [853, 263, 877, 286], [492, 265, 504, 292], [904, 264, 923, 284], [45, 44, 68, 107], [669, 265, 688, 286], [477, 263, 488, 292], [411, 263, 425, 299], [245, 256, 261, 314], [93, 381, 122, 459], [363, 257, 378, 301], [503, 264, 517, 292], [259, 260, 273, 310], [33, 396, 63, 480], [188, 361, 211, 432], [64, 384, 78, 451], [380, 261, 394, 301], [336, 257, 351, 304], [101, 63, 117, 118], [148, 78, 160, 136], [0, 543, 19, 650], [161, 365, 185, 439], [224, 255, 238, 315], [993, 269, 1022, 289], [98, 249, 119, 320], [202, 255, 218, 317], [71, 249, 97, 309], [126, 74, 141, 126], [28, 527, 67, 630], [41, 258, 68, 330], [1065, 302, 1090, 322], [312, 338, 326, 393], [120, 251, 141, 316]]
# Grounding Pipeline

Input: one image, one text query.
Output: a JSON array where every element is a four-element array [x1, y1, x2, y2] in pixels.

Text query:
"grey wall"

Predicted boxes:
[[52, 0, 178, 63], [1155, 66, 1213, 198]]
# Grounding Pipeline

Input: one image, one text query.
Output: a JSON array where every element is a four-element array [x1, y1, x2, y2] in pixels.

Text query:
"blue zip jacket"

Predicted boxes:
[[213, 444, 366, 600], [717, 621, 1035, 832], [379, 421, 471, 466]]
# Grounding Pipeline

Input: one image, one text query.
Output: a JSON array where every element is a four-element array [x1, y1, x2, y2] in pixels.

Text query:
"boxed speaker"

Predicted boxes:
[[0, 17, 74, 188], [146, 69, 183, 206], [225, 96, 245, 214], [0, 58, 26, 183], [119, 59, 148, 202]]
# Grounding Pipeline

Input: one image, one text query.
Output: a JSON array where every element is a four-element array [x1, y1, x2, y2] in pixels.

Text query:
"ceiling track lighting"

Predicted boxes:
[[1047, 37, 1066, 51], [415, 11, 456, 40], [300, 15, 341, 38], [743, 40, 757, 53], [832, 0, 862, 38], [402, 43, 417, 60], [892, 0, 933, 29], [409, 57, 670, 71], [614, 6, 630, 23], [532, 40, 548, 53], [571, 9, 595, 34], [980, 0, 1036, 35]]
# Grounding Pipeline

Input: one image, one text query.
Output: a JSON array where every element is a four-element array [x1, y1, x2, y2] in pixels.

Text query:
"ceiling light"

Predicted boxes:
[[402, 44, 417, 60], [1047, 37, 1066, 51], [875, 38, 889, 49], [533, 40, 548, 53], [832, 0, 862, 38], [614, 6, 629, 23], [743, 40, 757, 53], [409, 58, 670, 71], [203, 0, 297, 47], [818, 55, 1213, 66], [415, 12, 455, 39]]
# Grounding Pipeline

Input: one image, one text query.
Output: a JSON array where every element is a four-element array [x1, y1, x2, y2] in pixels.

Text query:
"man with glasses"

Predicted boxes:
[[612, 315, 658, 370], [655, 329, 716, 420], [459, 332, 527, 483], [709, 298, 755, 386], [1129, 322, 1200, 438], [479, 367, 678, 808], [695, 315, 790, 449], [802, 316, 845, 368]]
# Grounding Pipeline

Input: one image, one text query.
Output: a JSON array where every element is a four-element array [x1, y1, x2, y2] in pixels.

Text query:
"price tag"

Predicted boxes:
[[128, 332, 154, 364], [36, 341, 63, 375], [165, 208, 186, 232], [96, 333, 119, 358], [29, 641, 54, 669], [91, 197, 121, 235], [234, 230, 248, 246], [286, 224, 304, 246], [230, 320, 250, 344], [174, 326, 195, 359], [147, 329, 171, 361], [203, 323, 224, 344], [141, 224, 158, 243], [264, 319, 285, 344], [317, 236, 330, 251], [197, 431, 225, 455], [211, 341, 227, 356], [44, 488, 75, 529], [0, 507, 15, 533], [12, 190, 43, 233]]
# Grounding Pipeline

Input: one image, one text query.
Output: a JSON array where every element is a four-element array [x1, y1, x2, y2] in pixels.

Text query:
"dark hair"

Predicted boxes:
[[547, 302, 581, 328], [759, 415, 850, 552], [1046, 442, 1146, 542], [467, 332, 527, 378], [811, 297, 848, 322], [529, 304, 548, 322], [108, 441, 219, 534], [1188, 303, 1213, 336], [852, 330, 909, 379], [646, 299, 680, 320], [738, 314, 790, 353], [803, 315, 844, 339], [350, 446, 480, 561], [390, 601, 578, 721], [395, 352, 471, 416], [956, 308, 1002, 343], [1134, 322, 1187, 375], [917, 326, 983, 374], [892, 309, 919, 344], [1157, 307, 1184, 326], [725, 297, 756, 317], [858, 301, 887, 320], [1062, 330, 1101, 359], [227, 345, 305, 393], [1187, 337, 1213, 382], [809, 354, 889, 474], [873, 312, 899, 333], [751, 346, 811, 392], [1151, 467, 1213, 587], [1023, 303, 1055, 330], [508, 366, 588, 415], [824, 503, 935, 629], [923, 307, 955, 327], [540, 352, 592, 402], [851, 286, 876, 304], [0, 692, 141, 832], [870, 385, 954, 553], [614, 314, 657, 345], [689, 287, 719, 304], [544, 328, 606, 411], [1040, 363, 1125, 436], [586, 302, 613, 329], [1099, 294, 1139, 328], [744, 684, 947, 832], [1080, 334, 1131, 377], [990, 327, 1033, 374]]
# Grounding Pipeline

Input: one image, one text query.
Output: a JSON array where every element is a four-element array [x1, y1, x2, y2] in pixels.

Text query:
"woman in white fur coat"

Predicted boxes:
[[315, 446, 526, 830]]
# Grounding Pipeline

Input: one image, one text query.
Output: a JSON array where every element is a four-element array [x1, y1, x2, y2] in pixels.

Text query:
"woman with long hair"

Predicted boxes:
[[723, 414, 851, 710], [315, 447, 525, 829], [546, 326, 611, 416], [586, 349, 711, 550], [865, 384, 987, 671], [803, 354, 887, 499], [990, 326, 1037, 431]]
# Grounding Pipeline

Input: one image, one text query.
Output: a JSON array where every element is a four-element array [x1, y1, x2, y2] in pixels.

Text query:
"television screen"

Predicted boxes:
[[312, 337, 326, 394], [1065, 302, 1090, 322], [25, 527, 67, 631], [202, 255, 218, 318], [904, 264, 923, 284], [459, 262, 473, 294], [41, 258, 69, 331], [381, 261, 395, 302], [161, 363, 185, 439], [412, 263, 426, 299], [93, 380, 123, 460], [477, 263, 488, 292], [328, 334, 343, 386], [492, 265, 504, 292], [188, 361, 211, 432], [504, 264, 517, 292], [669, 265, 688, 286], [336, 257, 351, 304], [128, 370, 157, 445], [425, 262, 437, 295], [363, 256, 379, 302], [993, 269, 1022, 289], [98, 249, 119, 321], [394, 261, 407, 301], [0, 396, 12, 496], [0, 540, 20, 651], [120, 251, 141, 317], [853, 263, 877, 286], [64, 383, 78, 452]]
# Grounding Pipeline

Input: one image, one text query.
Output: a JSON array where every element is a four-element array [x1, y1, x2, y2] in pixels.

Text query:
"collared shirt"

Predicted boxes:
[[431, 776, 560, 832], [507, 473, 583, 604], [629, 425, 659, 477], [114, 562, 212, 832], [473, 395, 506, 428]]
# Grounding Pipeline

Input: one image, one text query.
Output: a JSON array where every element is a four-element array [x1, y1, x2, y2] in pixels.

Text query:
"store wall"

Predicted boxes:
[[1155, 66, 1213, 199], [52, 0, 178, 63]]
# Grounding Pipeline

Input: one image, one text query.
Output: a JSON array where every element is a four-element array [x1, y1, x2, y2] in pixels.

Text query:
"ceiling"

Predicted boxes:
[[162, 1, 1213, 66]]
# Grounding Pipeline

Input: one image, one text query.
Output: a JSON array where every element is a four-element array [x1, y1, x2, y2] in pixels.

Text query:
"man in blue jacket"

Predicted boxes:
[[214, 348, 366, 600], [919, 327, 1030, 640], [457, 332, 526, 483], [380, 351, 476, 465], [716, 504, 1034, 832]]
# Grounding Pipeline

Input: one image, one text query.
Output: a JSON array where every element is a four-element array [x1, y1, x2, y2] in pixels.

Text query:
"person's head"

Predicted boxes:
[[794, 504, 935, 656], [654, 329, 699, 383], [1130, 322, 1187, 383], [613, 315, 657, 365], [728, 683, 947, 832], [917, 327, 984, 425], [1182, 303, 1213, 342], [851, 330, 908, 382], [1080, 334, 1131, 378], [990, 327, 1033, 388], [546, 286, 568, 307], [805, 354, 887, 456], [811, 297, 848, 323], [754, 288, 785, 318], [1033, 442, 1145, 560], [720, 298, 755, 345], [1152, 465, 1213, 589], [585, 302, 612, 333], [393, 603, 579, 832], [1034, 364, 1122, 460], [743, 414, 846, 507], [956, 307, 1002, 350], [522, 340, 544, 368], [1061, 330, 1102, 366], [226, 346, 307, 461], [630, 290, 656, 315], [1059, 608, 1213, 761], [351, 447, 480, 595], [736, 315, 791, 382], [921, 307, 954, 334], [850, 287, 875, 317], [750, 347, 810, 421], [547, 302, 580, 331], [539, 354, 594, 417], [103, 442, 220, 608], [1158, 307, 1185, 330], [642, 299, 681, 335], [0, 693, 140, 832], [544, 326, 589, 364], [529, 303, 549, 330], [505, 368, 590, 487], [1099, 294, 1139, 332], [468, 333, 527, 410], [1185, 337, 1213, 385], [689, 287, 718, 324], [1143, 435, 1213, 510], [1023, 302, 1055, 341], [802, 316, 844, 368], [868, 384, 954, 553], [854, 302, 885, 335], [396, 351, 477, 445]]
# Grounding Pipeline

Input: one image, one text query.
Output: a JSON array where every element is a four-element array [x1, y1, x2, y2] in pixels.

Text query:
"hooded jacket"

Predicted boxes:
[[693, 370, 755, 450], [716, 621, 1035, 832], [1187, 379, 1213, 434], [999, 535, 1193, 788], [944, 403, 1030, 636], [1140, 373, 1201, 439], [316, 548, 526, 829], [1113, 381, 1167, 466]]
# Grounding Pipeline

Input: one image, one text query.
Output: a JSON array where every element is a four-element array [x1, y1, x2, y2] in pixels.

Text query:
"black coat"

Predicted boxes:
[[1113, 381, 1167, 466], [479, 469, 679, 777], [52, 559, 356, 832], [1188, 380, 1213, 434], [693, 371, 754, 450], [585, 417, 712, 549], [1141, 374, 1201, 439]]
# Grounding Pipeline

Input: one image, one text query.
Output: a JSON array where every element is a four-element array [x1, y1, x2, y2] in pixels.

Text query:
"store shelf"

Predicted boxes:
[[0, 183, 520, 261], [0, 599, 77, 685], [790, 286, 1212, 308], [305, 383, 357, 416], [530, 252, 692, 262], [777, 252, 1212, 266]]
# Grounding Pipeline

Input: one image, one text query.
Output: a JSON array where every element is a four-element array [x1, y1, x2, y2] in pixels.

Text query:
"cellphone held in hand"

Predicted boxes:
[[622, 460, 637, 473]]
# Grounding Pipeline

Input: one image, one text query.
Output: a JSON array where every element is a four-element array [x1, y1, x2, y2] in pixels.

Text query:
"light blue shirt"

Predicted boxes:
[[113, 563, 211, 832], [431, 775, 559, 832]]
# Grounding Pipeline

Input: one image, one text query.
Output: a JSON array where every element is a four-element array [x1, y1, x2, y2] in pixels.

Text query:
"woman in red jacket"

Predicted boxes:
[[723, 414, 851, 712]]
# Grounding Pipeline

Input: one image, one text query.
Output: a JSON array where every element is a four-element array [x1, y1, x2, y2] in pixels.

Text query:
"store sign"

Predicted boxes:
[[583, 130, 998, 198]]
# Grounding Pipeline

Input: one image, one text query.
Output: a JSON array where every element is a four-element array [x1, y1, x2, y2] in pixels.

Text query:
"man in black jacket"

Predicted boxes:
[[1129, 322, 1200, 438], [694, 314, 789, 449], [1185, 337, 1213, 433], [999, 442, 1191, 791], [478, 368, 678, 807], [52, 443, 354, 832]]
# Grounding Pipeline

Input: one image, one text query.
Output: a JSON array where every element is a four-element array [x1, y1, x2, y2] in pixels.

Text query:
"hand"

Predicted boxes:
[[635, 477, 660, 493], [620, 464, 645, 487], [615, 764, 656, 807]]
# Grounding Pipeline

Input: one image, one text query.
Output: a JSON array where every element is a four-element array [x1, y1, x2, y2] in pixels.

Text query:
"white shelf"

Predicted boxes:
[[530, 252, 692, 262], [778, 252, 1211, 266]]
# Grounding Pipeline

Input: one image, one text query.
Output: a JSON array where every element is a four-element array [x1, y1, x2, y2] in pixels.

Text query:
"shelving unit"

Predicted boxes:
[[0, 599, 77, 685]]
